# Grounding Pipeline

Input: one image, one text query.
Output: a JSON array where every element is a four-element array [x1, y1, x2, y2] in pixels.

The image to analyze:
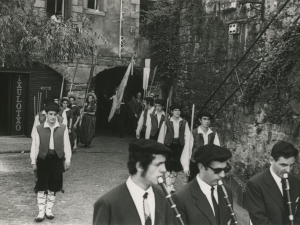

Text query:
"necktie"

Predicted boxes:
[[211, 186, 220, 225], [143, 192, 152, 225]]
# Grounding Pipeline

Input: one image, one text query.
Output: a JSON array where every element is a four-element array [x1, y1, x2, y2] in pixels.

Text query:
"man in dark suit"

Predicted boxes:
[[93, 139, 173, 225], [173, 144, 234, 225], [131, 92, 144, 128], [246, 140, 300, 225]]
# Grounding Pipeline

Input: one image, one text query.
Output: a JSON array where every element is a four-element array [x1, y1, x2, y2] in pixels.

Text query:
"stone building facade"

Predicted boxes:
[[175, 0, 300, 167], [33, 0, 151, 103]]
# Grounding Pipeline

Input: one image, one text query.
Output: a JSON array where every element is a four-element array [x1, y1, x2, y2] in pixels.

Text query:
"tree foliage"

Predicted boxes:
[[140, 1, 180, 86], [0, 0, 106, 68], [241, 22, 300, 123]]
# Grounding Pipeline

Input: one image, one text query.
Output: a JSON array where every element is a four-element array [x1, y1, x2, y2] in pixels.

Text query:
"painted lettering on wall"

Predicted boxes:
[[16, 75, 22, 131]]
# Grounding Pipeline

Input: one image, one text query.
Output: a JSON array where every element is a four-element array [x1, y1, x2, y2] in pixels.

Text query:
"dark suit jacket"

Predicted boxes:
[[246, 169, 300, 225], [93, 183, 173, 225], [132, 99, 144, 118], [173, 179, 233, 225]]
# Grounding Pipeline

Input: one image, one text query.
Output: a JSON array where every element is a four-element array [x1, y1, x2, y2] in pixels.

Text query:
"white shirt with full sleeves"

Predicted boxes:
[[181, 127, 220, 172], [136, 106, 155, 137], [145, 111, 165, 139], [157, 117, 190, 168], [126, 177, 155, 225], [30, 121, 72, 165]]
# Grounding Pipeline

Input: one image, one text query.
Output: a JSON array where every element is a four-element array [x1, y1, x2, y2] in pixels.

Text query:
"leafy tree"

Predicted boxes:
[[140, 1, 180, 90], [0, 0, 106, 68]]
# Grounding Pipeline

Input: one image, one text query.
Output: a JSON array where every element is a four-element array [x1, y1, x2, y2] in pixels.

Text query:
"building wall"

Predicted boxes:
[[33, 0, 150, 104], [176, 0, 300, 152]]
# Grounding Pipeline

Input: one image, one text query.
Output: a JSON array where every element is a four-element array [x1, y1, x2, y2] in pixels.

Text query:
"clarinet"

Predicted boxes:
[[158, 177, 185, 225], [283, 173, 294, 225], [218, 180, 239, 225]]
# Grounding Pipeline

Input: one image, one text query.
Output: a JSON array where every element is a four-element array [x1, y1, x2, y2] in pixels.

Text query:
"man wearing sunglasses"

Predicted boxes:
[[173, 144, 234, 225]]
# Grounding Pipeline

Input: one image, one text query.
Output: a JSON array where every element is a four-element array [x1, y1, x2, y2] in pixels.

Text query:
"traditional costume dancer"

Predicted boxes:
[[158, 104, 190, 193]]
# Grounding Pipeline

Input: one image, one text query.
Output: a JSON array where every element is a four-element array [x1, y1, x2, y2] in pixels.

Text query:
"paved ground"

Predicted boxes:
[[0, 130, 249, 225]]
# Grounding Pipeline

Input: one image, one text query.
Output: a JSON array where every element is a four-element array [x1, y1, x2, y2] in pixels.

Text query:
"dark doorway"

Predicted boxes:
[[93, 66, 143, 131], [0, 74, 11, 135]]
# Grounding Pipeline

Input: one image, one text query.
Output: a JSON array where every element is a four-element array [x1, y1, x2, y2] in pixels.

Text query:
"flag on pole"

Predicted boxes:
[[143, 68, 150, 93], [108, 62, 132, 122]]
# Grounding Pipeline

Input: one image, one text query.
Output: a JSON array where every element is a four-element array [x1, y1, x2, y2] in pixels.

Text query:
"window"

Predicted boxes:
[[46, 0, 71, 20], [86, 0, 106, 12]]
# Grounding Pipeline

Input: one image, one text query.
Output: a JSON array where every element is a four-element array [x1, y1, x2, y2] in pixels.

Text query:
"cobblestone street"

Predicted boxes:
[[0, 130, 249, 225]]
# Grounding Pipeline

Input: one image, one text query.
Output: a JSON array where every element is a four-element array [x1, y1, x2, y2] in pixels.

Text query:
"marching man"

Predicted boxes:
[[145, 99, 166, 140], [181, 111, 220, 182], [136, 97, 155, 139], [30, 104, 72, 222], [158, 104, 190, 193]]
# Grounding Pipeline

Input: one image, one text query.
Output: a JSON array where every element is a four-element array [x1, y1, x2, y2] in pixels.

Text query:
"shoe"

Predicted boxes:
[[35, 215, 45, 222], [45, 213, 54, 220]]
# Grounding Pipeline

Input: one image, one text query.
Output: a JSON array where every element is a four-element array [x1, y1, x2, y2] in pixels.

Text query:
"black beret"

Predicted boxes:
[[155, 99, 166, 106], [45, 104, 60, 113], [194, 144, 232, 164], [197, 111, 214, 120], [169, 104, 183, 110], [129, 139, 172, 155], [144, 96, 154, 103]]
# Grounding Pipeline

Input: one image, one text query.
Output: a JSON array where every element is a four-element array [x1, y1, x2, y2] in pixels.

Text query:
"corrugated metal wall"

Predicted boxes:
[[0, 65, 67, 137]]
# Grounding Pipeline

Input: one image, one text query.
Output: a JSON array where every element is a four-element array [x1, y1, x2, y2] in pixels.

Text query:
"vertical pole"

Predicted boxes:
[[60, 77, 64, 99], [119, 0, 123, 58]]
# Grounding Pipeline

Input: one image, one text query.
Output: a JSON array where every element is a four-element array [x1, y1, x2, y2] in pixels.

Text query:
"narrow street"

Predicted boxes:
[[0, 130, 249, 225]]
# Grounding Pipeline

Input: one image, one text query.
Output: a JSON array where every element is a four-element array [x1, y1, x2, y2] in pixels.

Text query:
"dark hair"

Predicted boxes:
[[146, 101, 154, 107], [127, 152, 155, 175], [69, 97, 75, 101], [271, 141, 299, 161], [55, 11, 62, 16]]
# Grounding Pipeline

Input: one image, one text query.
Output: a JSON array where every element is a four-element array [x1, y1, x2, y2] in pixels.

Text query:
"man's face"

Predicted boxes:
[[200, 161, 228, 186], [141, 154, 167, 186], [271, 156, 296, 178], [172, 109, 180, 118], [47, 111, 57, 125], [137, 93, 142, 100], [156, 104, 163, 112], [62, 100, 69, 109], [131, 96, 136, 101], [150, 93, 154, 98], [200, 116, 211, 128], [88, 96, 93, 102], [70, 98, 75, 105]]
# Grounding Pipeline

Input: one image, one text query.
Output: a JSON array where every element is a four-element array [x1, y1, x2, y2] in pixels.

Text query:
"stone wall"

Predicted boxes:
[[176, 0, 300, 165], [33, 0, 150, 105]]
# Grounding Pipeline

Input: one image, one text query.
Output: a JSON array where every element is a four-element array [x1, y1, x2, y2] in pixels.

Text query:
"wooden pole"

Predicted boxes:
[[190, 104, 195, 131], [69, 58, 79, 95], [149, 65, 157, 95], [40, 92, 42, 112], [60, 77, 64, 99], [34, 96, 36, 116]]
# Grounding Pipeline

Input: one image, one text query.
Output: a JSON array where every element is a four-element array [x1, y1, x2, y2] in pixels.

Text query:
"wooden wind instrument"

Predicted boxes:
[[157, 177, 185, 225], [218, 180, 239, 224], [283, 173, 294, 225]]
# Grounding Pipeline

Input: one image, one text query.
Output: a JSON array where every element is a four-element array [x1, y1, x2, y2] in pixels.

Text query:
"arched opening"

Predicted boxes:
[[93, 66, 143, 132]]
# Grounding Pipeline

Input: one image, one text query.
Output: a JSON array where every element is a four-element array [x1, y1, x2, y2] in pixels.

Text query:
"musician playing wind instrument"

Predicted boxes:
[[246, 140, 300, 225], [93, 139, 174, 225], [173, 144, 235, 225]]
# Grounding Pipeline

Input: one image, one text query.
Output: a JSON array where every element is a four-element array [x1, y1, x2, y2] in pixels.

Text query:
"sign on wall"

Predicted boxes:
[[10, 74, 27, 135]]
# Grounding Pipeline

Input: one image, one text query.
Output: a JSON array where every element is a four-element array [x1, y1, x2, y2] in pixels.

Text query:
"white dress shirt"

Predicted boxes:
[[30, 120, 72, 164], [181, 127, 220, 172], [126, 177, 155, 225], [136, 106, 155, 137], [196, 175, 219, 215], [270, 166, 283, 195]]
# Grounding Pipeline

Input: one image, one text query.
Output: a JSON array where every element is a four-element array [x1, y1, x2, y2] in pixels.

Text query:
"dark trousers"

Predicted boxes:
[[35, 153, 64, 192], [110, 114, 120, 134], [188, 160, 199, 182]]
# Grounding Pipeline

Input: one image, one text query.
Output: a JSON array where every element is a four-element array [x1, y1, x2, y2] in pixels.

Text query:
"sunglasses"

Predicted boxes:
[[206, 163, 231, 174]]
